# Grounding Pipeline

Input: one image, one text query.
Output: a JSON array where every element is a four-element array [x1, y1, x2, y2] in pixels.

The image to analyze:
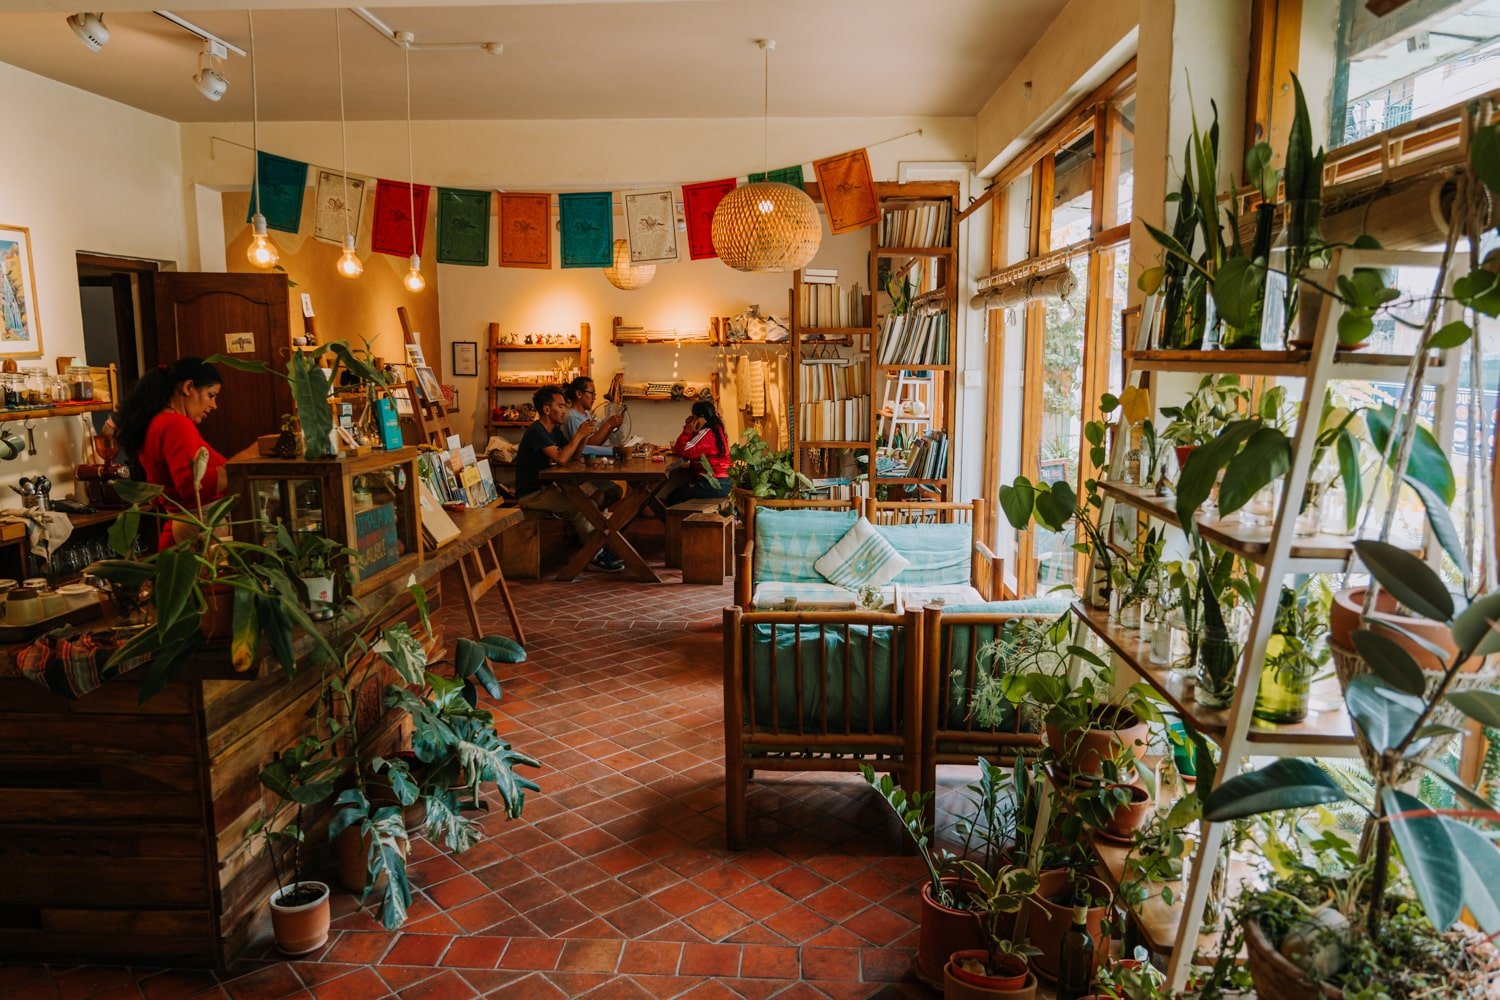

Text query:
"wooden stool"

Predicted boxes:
[[497, 515, 542, 579], [665, 498, 727, 568], [682, 511, 732, 584]]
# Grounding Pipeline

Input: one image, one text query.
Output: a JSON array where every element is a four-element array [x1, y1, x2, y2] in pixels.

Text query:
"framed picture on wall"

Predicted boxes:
[[0, 225, 43, 358], [452, 341, 478, 377]]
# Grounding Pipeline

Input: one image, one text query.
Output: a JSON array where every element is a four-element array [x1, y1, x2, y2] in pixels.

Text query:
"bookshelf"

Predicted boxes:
[[788, 268, 875, 489], [485, 321, 590, 439], [869, 182, 958, 499]]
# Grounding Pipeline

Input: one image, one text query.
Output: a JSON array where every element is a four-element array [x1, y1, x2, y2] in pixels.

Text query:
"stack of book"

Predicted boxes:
[[879, 200, 952, 249], [612, 326, 713, 345], [877, 307, 950, 365], [417, 445, 498, 508], [796, 281, 867, 329], [797, 363, 869, 442], [894, 430, 949, 480]]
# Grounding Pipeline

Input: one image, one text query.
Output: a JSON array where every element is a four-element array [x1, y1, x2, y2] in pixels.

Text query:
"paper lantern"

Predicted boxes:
[[604, 239, 656, 290], [711, 182, 822, 273]]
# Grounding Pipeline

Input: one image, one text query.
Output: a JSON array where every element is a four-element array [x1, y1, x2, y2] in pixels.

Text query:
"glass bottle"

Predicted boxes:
[[1123, 425, 1145, 487], [1195, 621, 1238, 709], [1057, 903, 1095, 1000], [1254, 586, 1313, 724], [1155, 755, 1184, 815]]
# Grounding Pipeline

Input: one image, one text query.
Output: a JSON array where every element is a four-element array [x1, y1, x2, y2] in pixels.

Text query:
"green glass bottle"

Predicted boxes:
[[1057, 903, 1095, 1000], [1254, 586, 1312, 724]]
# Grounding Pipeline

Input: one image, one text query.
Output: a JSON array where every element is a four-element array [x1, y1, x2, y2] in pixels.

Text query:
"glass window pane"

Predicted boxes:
[[1333, 0, 1500, 146], [1107, 96, 1136, 229], [1033, 254, 1091, 593], [1050, 131, 1094, 249]]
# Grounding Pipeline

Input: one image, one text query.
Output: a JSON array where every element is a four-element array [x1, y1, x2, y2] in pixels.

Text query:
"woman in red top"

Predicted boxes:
[[118, 358, 227, 551], [665, 400, 733, 506]]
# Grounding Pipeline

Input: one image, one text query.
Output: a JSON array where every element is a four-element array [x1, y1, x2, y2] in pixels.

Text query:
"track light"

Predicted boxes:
[[403, 255, 426, 293], [194, 41, 228, 101], [247, 213, 279, 269], [68, 12, 108, 51]]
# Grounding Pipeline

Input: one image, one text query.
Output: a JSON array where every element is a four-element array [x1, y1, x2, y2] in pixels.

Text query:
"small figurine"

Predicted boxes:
[[273, 413, 300, 458], [524, 334, 534, 345]]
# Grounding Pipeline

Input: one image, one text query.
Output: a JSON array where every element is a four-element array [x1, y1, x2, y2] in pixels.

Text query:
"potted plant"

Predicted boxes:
[[1253, 579, 1332, 725], [250, 735, 340, 955], [271, 522, 351, 608], [943, 860, 1042, 999], [1157, 375, 1251, 474], [1094, 946, 1169, 999], [1200, 540, 1500, 998]]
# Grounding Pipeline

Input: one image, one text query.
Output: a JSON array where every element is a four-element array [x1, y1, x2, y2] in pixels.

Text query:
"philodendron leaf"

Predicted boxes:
[[1427, 320, 1473, 350], [1212, 254, 1264, 331], [999, 478, 1036, 531], [1202, 759, 1347, 821], [1365, 404, 1456, 505], [1033, 480, 1077, 533], [1335, 431, 1362, 533], [1453, 592, 1500, 658], [1353, 540, 1454, 623], [1175, 420, 1258, 528], [151, 547, 198, 637], [1217, 426, 1291, 515], [1404, 477, 1468, 577], [1470, 123, 1500, 197], [107, 507, 140, 559], [112, 478, 165, 504], [1446, 690, 1500, 729], [1442, 815, 1500, 934], [1347, 674, 1423, 755], [1351, 629, 1426, 697], [1382, 788, 1463, 932]]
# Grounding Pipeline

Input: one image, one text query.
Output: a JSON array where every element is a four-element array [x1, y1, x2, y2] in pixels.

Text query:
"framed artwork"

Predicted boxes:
[[390, 383, 415, 417], [414, 365, 443, 404], [452, 341, 479, 377], [0, 225, 43, 358]]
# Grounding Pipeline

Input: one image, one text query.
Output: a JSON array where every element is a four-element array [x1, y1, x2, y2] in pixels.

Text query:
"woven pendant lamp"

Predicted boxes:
[[712, 39, 822, 273], [604, 239, 656, 290]]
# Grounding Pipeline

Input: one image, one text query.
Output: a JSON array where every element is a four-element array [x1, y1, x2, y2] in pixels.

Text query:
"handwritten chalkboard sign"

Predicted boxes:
[[354, 502, 400, 578]]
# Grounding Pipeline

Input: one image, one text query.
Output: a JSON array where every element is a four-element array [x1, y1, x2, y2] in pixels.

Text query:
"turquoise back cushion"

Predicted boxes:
[[876, 523, 972, 586], [746, 622, 902, 731], [753, 507, 859, 584], [937, 598, 1073, 730]]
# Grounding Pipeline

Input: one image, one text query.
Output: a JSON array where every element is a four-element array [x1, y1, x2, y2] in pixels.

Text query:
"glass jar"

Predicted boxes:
[[1169, 611, 1198, 677], [1241, 480, 1279, 527], [21, 369, 46, 407], [2, 374, 19, 409], [1195, 622, 1239, 709], [1253, 636, 1314, 724], [68, 366, 95, 402], [50, 375, 69, 404]]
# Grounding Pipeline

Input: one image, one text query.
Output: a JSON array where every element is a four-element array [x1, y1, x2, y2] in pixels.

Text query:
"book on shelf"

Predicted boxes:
[[801, 267, 838, 285], [797, 395, 870, 442], [879, 200, 952, 249], [890, 429, 948, 480], [796, 282, 867, 329], [877, 308, 950, 365]]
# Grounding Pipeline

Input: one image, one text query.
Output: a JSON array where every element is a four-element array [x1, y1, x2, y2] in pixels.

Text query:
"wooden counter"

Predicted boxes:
[[0, 503, 523, 968]]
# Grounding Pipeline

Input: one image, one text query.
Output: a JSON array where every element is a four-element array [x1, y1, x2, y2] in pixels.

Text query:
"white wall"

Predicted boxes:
[[178, 115, 975, 448], [0, 60, 189, 482]]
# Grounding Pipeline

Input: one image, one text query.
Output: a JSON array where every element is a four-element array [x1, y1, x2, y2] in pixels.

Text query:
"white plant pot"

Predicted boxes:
[[300, 576, 334, 605]]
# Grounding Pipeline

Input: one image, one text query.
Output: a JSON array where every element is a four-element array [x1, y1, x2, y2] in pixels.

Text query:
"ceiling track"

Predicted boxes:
[[351, 7, 502, 55], [153, 10, 246, 58]]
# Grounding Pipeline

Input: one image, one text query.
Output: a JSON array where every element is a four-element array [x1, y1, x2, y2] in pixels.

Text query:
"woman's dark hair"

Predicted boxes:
[[118, 357, 222, 460], [691, 399, 727, 455]]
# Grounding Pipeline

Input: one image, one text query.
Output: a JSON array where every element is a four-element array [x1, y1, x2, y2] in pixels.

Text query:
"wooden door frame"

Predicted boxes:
[[76, 253, 161, 390]]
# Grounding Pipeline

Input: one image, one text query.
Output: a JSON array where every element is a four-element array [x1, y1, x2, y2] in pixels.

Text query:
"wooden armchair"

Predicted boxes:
[[864, 498, 1006, 602], [722, 606, 923, 850], [733, 495, 863, 610]]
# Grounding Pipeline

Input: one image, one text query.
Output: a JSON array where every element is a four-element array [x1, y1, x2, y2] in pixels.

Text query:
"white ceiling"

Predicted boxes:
[[0, 1, 1069, 123]]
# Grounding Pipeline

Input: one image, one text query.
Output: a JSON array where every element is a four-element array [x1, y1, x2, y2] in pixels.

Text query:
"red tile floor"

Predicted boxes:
[[2, 555, 966, 1000]]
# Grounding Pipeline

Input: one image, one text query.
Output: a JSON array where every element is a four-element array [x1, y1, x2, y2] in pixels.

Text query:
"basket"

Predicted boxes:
[[1245, 918, 1342, 1000]]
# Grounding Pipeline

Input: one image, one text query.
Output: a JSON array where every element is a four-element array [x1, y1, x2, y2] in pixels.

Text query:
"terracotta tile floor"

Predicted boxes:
[[1, 540, 958, 999]]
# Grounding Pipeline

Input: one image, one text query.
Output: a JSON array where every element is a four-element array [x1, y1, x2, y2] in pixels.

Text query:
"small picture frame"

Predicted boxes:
[[452, 340, 479, 377], [414, 365, 443, 404], [0, 224, 43, 358]]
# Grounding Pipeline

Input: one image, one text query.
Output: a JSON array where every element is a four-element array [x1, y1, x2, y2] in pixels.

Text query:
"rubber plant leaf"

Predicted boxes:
[[1202, 758, 1346, 821], [1441, 814, 1500, 934], [1353, 539, 1454, 623], [1452, 591, 1500, 658], [1350, 628, 1426, 697], [1346, 674, 1423, 755], [1383, 788, 1463, 931]]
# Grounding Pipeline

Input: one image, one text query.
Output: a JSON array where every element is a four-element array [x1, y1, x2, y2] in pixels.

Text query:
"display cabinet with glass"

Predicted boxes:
[[226, 447, 423, 599]]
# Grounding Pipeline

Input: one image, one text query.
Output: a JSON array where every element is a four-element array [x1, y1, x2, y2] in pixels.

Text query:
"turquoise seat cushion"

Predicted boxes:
[[876, 523, 973, 586], [753, 507, 859, 584], [745, 622, 903, 732], [936, 598, 1073, 731]]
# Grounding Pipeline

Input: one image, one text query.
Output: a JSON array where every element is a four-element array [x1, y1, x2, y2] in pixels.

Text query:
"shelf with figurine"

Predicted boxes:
[[486, 321, 590, 437], [603, 371, 721, 404]]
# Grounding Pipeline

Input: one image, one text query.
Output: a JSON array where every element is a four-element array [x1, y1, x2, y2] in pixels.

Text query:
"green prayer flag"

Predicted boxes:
[[558, 191, 613, 268], [436, 188, 491, 266], [747, 165, 805, 187], [246, 151, 307, 234]]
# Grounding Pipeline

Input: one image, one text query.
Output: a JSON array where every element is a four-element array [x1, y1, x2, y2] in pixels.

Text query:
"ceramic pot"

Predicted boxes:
[[268, 881, 330, 956], [1102, 784, 1152, 841], [1244, 918, 1342, 999], [299, 575, 334, 605], [946, 950, 1029, 990], [1046, 709, 1149, 776], [916, 878, 983, 987], [1030, 870, 1109, 983], [335, 824, 392, 893], [943, 961, 1037, 999], [200, 584, 234, 641], [1330, 587, 1480, 673]]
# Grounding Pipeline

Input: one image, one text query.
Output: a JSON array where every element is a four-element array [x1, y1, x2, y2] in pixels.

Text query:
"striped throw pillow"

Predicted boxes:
[[814, 517, 910, 591]]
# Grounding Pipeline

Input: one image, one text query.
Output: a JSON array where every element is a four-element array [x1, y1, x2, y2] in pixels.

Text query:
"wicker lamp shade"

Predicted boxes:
[[711, 181, 822, 272], [604, 240, 656, 290]]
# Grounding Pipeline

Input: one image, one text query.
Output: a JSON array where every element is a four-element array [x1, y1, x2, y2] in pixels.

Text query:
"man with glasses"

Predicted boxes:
[[562, 377, 623, 445]]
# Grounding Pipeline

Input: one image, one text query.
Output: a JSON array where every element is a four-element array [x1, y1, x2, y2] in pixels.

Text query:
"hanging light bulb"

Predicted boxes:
[[404, 254, 426, 292], [247, 213, 279, 269], [337, 233, 363, 278], [244, 12, 278, 270]]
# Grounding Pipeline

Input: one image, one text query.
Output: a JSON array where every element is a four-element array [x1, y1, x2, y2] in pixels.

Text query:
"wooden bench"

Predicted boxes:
[[682, 511, 733, 584], [496, 513, 570, 580], [665, 497, 728, 568]]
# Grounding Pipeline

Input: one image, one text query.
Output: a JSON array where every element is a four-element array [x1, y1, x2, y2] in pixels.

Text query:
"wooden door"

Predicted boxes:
[[149, 272, 291, 458]]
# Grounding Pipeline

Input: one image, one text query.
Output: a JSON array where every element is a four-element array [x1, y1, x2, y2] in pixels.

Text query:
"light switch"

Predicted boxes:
[[962, 369, 981, 387]]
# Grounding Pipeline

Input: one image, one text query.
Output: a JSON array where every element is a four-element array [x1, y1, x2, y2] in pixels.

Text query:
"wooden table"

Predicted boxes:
[[540, 458, 694, 582]]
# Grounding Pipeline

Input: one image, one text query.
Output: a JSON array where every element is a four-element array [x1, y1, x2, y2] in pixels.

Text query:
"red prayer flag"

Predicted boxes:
[[498, 192, 553, 269], [371, 179, 431, 257], [681, 178, 736, 260], [813, 149, 878, 235]]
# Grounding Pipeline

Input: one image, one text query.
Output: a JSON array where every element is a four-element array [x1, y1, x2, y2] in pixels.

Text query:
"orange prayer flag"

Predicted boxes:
[[813, 149, 878, 235]]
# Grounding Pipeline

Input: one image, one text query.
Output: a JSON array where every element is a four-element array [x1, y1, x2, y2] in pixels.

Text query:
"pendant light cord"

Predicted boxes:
[[405, 38, 417, 256], [336, 10, 351, 239], [249, 10, 261, 218], [761, 43, 769, 177]]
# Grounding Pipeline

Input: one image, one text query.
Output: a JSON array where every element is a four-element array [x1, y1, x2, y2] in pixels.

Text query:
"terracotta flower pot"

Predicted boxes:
[[943, 962, 1038, 1000], [1245, 917, 1342, 1000], [335, 824, 394, 893], [916, 878, 983, 987], [1102, 784, 1152, 841], [1046, 709, 1149, 776], [1030, 870, 1109, 983], [1330, 587, 1481, 673], [947, 950, 1029, 990], [200, 584, 235, 641], [268, 880, 330, 956]]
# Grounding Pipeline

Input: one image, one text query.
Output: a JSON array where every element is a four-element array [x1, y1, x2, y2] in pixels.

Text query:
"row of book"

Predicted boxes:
[[876, 308, 950, 365], [879, 200, 952, 249], [797, 396, 871, 442], [797, 361, 869, 402], [796, 282, 868, 329], [417, 443, 499, 510], [896, 430, 949, 480]]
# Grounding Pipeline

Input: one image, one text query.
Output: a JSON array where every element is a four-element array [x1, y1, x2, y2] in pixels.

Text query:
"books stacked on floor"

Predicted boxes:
[[877, 306, 950, 365], [796, 281, 867, 328], [879, 200, 952, 248]]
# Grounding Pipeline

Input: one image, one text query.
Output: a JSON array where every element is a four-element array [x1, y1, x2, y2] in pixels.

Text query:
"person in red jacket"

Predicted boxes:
[[117, 357, 227, 551], [665, 400, 732, 506]]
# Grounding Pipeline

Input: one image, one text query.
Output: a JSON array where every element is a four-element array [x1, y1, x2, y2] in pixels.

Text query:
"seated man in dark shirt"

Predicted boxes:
[[515, 385, 623, 573]]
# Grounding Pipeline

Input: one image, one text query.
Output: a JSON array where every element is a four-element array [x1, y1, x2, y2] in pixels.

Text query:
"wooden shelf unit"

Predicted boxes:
[[485, 321, 589, 437], [610, 315, 719, 347]]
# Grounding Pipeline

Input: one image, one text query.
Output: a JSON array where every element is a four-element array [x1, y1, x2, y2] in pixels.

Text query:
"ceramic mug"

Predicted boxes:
[[0, 430, 23, 461], [6, 588, 41, 625]]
